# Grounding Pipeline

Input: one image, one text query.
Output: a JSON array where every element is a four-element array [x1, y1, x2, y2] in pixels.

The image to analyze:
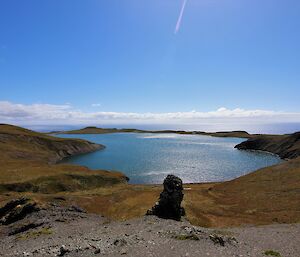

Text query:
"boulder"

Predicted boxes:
[[113, 238, 127, 247], [146, 175, 185, 221], [209, 234, 225, 246], [0, 198, 39, 225], [0, 197, 28, 217], [57, 245, 69, 256]]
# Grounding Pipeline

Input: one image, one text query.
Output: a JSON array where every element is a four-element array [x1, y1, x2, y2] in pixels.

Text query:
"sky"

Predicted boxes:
[[0, 0, 300, 132]]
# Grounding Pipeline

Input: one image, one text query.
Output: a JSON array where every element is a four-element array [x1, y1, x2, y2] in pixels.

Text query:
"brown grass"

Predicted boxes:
[[0, 124, 127, 193]]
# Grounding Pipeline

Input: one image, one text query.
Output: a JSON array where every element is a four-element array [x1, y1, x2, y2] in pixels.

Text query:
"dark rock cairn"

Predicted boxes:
[[147, 175, 185, 221]]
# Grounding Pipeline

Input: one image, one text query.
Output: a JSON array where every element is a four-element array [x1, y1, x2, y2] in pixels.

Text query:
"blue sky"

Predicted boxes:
[[0, 0, 299, 131]]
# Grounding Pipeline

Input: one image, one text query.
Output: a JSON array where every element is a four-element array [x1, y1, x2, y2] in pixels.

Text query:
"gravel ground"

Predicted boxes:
[[0, 205, 299, 257]]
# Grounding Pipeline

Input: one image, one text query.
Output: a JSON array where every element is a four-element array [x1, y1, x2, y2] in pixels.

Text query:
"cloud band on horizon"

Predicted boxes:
[[0, 101, 299, 126]]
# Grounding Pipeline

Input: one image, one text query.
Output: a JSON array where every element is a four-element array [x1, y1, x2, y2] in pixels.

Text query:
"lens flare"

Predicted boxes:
[[175, 0, 188, 34]]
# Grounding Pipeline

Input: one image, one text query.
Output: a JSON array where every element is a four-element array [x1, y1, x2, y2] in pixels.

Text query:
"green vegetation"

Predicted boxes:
[[173, 234, 199, 241], [264, 250, 282, 257], [17, 227, 53, 240]]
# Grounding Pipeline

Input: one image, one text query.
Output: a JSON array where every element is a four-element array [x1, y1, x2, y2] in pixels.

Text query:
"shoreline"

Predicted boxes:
[[1, 124, 299, 228], [236, 148, 283, 160], [56, 129, 287, 186], [55, 126, 299, 160]]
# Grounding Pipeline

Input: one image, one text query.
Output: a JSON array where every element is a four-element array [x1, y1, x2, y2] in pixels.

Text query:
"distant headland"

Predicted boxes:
[[53, 126, 252, 138]]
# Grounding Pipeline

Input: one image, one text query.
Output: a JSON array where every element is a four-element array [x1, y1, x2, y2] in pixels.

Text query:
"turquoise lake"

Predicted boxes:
[[58, 133, 282, 184]]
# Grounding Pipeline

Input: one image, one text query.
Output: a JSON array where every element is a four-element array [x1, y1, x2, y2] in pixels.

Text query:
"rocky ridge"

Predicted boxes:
[[235, 132, 300, 159]]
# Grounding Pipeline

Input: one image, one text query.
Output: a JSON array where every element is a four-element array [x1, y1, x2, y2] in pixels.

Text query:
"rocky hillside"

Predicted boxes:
[[235, 132, 300, 159], [0, 198, 299, 257], [0, 124, 103, 164]]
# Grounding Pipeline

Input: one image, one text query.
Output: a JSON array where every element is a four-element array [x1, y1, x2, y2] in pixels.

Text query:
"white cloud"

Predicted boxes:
[[0, 101, 299, 126], [91, 103, 102, 107]]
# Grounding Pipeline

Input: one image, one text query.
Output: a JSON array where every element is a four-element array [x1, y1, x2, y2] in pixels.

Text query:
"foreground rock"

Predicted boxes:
[[147, 175, 185, 221], [0, 203, 299, 257], [0, 198, 39, 225]]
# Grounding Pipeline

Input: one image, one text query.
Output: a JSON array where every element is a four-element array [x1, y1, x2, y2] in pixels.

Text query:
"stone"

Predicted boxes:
[[94, 248, 101, 254], [68, 205, 86, 213], [120, 248, 127, 255], [0, 198, 39, 225], [114, 238, 127, 247], [146, 175, 185, 221], [57, 245, 69, 256], [0, 197, 29, 217], [209, 234, 225, 246]]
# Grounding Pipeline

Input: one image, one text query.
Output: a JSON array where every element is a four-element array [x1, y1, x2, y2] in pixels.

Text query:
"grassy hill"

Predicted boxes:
[[0, 124, 127, 193], [209, 157, 300, 226]]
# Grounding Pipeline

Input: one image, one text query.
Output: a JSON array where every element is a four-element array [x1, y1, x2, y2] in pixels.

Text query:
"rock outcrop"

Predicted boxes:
[[0, 198, 39, 225], [49, 138, 103, 164], [235, 132, 300, 159], [147, 175, 185, 221]]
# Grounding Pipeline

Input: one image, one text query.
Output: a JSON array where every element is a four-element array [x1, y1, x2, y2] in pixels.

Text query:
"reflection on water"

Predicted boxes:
[[58, 133, 282, 184]]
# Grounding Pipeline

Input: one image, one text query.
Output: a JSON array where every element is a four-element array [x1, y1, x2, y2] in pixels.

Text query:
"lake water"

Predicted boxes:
[[58, 133, 282, 184]]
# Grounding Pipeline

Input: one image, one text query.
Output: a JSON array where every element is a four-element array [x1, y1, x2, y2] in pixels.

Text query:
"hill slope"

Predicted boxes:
[[0, 124, 127, 193], [0, 124, 103, 164], [235, 132, 300, 159]]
